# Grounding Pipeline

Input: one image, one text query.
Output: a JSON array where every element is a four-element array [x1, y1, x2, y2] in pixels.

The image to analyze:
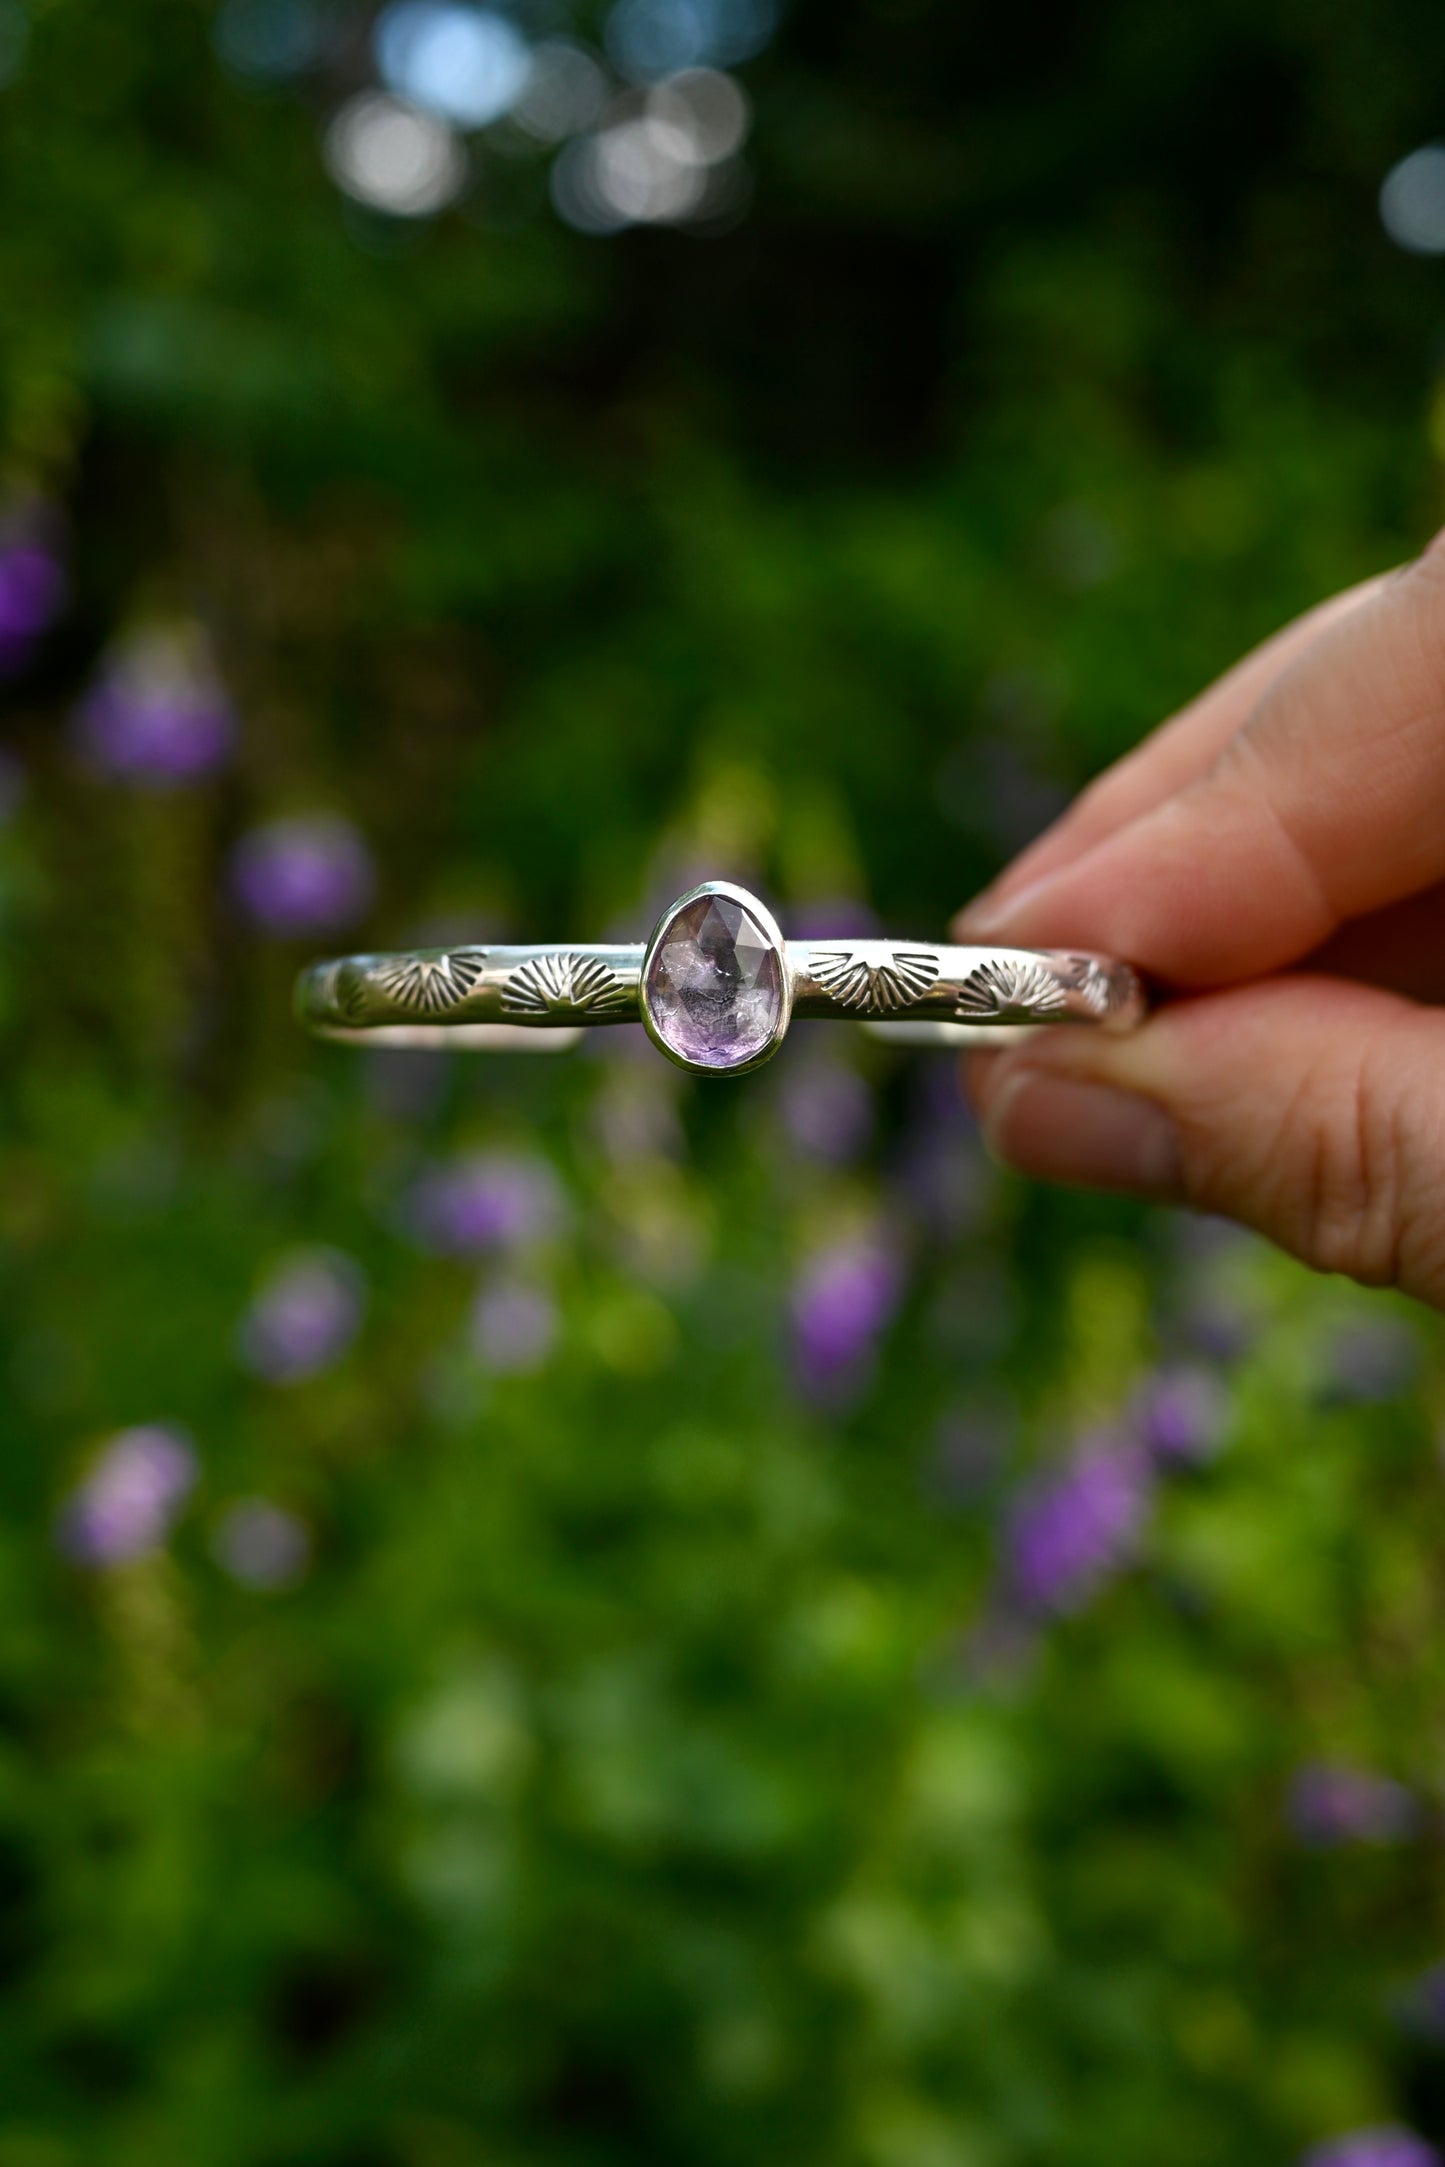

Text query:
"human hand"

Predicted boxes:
[[956, 542, 1445, 1307]]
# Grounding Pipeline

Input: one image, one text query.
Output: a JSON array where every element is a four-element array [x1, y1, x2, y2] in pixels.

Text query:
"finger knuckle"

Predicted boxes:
[[1279, 1049, 1414, 1288], [1180, 1048, 1419, 1290]]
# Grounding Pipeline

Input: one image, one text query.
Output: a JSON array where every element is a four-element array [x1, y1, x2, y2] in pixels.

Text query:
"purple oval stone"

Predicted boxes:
[[644, 892, 784, 1070]]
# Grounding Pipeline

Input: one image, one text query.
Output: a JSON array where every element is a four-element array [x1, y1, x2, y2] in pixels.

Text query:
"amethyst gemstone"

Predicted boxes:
[[644, 892, 783, 1070]]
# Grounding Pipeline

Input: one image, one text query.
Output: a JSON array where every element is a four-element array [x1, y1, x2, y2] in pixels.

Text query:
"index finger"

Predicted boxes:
[[955, 575, 1386, 930], [953, 542, 1445, 985]]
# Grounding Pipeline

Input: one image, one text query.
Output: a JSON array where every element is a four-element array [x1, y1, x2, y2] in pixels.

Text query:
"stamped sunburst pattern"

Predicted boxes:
[[502, 952, 631, 1019], [1057, 954, 1135, 1018], [373, 951, 486, 1016], [956, 956, 1067, 1022], [809, 946, 940, 1013]]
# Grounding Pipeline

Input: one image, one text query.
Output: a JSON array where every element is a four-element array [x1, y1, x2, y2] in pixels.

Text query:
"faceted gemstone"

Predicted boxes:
[[644, 892, 784, 1069]]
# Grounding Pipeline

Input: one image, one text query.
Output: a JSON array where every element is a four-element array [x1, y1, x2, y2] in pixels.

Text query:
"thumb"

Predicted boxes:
[[967, 979, 1445, 1307]]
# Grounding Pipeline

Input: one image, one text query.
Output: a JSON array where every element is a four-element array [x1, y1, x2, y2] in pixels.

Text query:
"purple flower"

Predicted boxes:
[[238, 1247, 365, 1383], [791, 1234, 903, 1401], [1008, 1438, 1153, 1616], [231, 813, 375, 936], [1300, 2129, 1441, 2167], [57, 1426, 198, 1566], [775, 1053, 873, 1164], [1139, 1365, 1228, 1469], [1288, 1763, 1419, 1848], [211, 1498, 311, 1589], [410, 1149, 565, 1256], [472, 1279, 558, 1373], [0, 515, 65, 675], [75, 625, 235, 785]]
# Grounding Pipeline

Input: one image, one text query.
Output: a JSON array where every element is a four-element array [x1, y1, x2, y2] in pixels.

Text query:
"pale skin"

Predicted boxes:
[[957, 535, 1445, 1311]]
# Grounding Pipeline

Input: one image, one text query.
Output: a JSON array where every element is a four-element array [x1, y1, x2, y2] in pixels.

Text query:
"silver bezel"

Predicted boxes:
[[639, 879, 793, 1077]]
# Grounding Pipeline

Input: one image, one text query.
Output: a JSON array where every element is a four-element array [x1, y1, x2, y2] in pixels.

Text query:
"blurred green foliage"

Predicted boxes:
[[2, 2, 1445, 2163]]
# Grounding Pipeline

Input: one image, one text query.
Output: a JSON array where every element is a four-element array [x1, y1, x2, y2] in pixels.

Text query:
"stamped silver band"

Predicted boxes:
[[295, 878, 1146, 1077]]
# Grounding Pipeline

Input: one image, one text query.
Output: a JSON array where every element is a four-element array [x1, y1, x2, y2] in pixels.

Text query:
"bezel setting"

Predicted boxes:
[[639, 879, 792, 1077]]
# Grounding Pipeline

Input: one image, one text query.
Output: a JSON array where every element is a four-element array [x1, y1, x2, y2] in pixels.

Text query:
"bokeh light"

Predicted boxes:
[[551, 73, 749, 232], [373, 1, 532, 130], [1379, 143, 1445, 253], [595, 115, 707, 222], [324, 90, 467, 217], [510, 37, 609, 142], [646, 66, 749, 162], [604, 0, 777, 82]]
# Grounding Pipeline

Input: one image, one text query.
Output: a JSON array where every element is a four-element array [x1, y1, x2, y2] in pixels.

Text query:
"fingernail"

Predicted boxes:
[[950, 892, 1000, 939], [982, 1068, 1182, 1198], [952, 877, 1046, 941]]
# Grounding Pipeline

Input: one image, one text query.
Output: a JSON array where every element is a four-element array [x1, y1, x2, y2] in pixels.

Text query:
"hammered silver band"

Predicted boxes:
[[295, 879, 1146, 1076]]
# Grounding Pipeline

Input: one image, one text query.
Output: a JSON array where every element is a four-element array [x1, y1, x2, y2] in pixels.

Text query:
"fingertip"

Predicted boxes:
[[951, 896, 1000, 940]]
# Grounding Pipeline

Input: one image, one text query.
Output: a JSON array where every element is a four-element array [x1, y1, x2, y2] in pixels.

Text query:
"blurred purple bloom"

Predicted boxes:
[[776, 1053, 873, 1164], [472, 1278, 559, 1373], [1300, 2129, 1441, 2167], [239, 1247, 366, 1383], [792, 1234, 903, 1401], [57, 1425, 198, 1566], [410, 1149, 564, 1256], [0, 518, 65, 675], [212, 1497, 311, 1589], [76, 625, 235, 785], [1139, 1364, 1228, 1469], [1324, 1316, 1422, 1405], [1008, 1438, 1153, 1616], [231, 813, 375, 936], [1288, 1763, 1419, 1849]]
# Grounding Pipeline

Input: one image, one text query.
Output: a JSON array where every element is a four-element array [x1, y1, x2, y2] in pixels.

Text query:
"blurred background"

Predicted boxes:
[[5, 3, 1445, 2163]]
